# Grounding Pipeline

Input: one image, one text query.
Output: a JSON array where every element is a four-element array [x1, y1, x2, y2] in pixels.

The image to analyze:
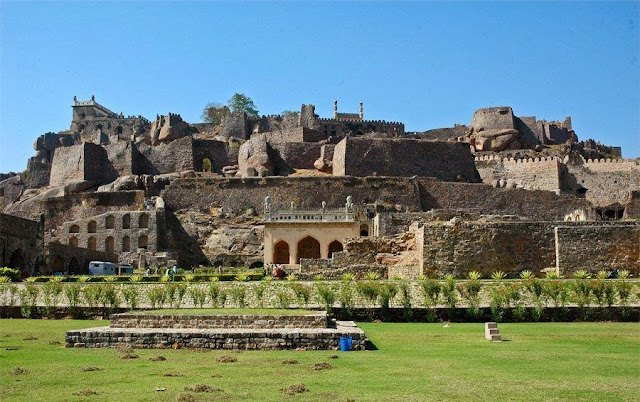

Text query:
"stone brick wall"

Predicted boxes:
[[49, 143, 106, 187], [44, 242, 116, 275], [24, 159, 51, 189], [104, 141, 142, 182], [564, 159, 640, 207], [162, 176, 423, 214], [475, 157, 562, 191], [192, 139, 234, 173], [271, 142, 322, 170], [556, 225, 640, 275], [332, 138, 480, 182], [138, 136, 195, 175], [0, 213, 43, 275], [110, 312, 328, 329]]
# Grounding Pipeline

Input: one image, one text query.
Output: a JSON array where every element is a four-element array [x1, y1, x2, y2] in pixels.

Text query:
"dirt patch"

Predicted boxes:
[[310, 362, 332, 371], [164, 373, 184, 377], [328, 354, 339, 359], [22, 336, 38, 341], [216, 355, 237, 363], [82, 366, 103, 372], [176, 394, 196, 402], [281, 359, 300, 365], [49, 340, 62, 345], [10, 367, 29, 375], [184, 384, 223, 393], [149, 356, 167, 362], [5, 346, 21, 351], [211, 373, 222, 378], [72, 389, 99, 396], [120, 353, 139, 359], [282, 383, 308, 395]]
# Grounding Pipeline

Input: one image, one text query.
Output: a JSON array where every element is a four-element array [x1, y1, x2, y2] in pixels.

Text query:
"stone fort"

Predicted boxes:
[[0, 97, 638, 278]]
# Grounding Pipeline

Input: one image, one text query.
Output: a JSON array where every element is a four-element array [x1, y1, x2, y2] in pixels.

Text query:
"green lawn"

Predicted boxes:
[[0, 320, 638, 401], [131, 308, 317, 315]]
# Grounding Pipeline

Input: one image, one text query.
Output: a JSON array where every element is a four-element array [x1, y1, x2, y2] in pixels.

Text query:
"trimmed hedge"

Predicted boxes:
[[24, 273, 264, 283]]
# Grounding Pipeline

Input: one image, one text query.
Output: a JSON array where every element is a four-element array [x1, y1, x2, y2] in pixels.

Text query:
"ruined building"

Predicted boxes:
[[0, 97, 637, 278]]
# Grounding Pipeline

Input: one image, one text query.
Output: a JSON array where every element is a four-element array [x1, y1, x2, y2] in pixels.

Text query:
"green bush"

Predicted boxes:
[[290, 283, 311, 308], [0, 268, 20, 282], [229, 285, 247, 308], [314, 283, 336, 312], [356, 281, 380, 308], [208, 282, 227, 308]]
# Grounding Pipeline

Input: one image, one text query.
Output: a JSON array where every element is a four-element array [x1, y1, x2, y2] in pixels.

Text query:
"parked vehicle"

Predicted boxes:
[[88, 261, 117, 275], [118, 265, 134, 275]]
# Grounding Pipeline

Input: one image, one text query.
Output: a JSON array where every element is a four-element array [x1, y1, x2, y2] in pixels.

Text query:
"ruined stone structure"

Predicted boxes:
[[0, 213, 43, 275], [0, 97, 638, 277]]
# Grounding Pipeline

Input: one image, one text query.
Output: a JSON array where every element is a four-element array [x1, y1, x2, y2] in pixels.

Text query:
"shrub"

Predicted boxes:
[[290, 283, 311, 308], [129, 275, 143, 283], [379, 283, 398, 313], [183, 274, 195, 283], [573, 270, 590, 280], [100, 284, 120, 312], [398, 281, 413, 320], [121, 286, 140, 310], [441, 275, 457, 310], [314, 283, 336, 312], [365, 271, 380, 280], [356, 281, 379, 308], [341, 273, 355, 281], [102, 276, 117, 283], [208, 282, 227, 308], [78, 275, 90, 283], [545, 270, 562, 279], [312, 274, 325, 281], [489, 286, 507, 322], [1, 284, 19, 307], [467, 271, 482, 280], [520, 270, 534, 280], [457, 278, 482, 318], [595, 270, 609, 280], [419, 277, 441, 308], [41, 281, 63, 316], [147, 286, 167, 309], [337, 282, 355, 319], [235, 273, 250, 282], [82, 285, 104, 308], [523, 278, 546, 321], [276, 288, 292, 309], [543, 280, 568, 308], [252, 282, 267, 308], [189, 286, 207, 308], [0, 267, 19, 282], [19, 285, 39, 318], [0, 276, 11, 283], [170, 283, 188, 308], [490, 271, 506, 281], [160, 274, 171, 283], [229, 285, 247, 308]]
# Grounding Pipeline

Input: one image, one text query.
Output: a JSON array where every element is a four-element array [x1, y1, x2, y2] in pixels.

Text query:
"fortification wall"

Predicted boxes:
[[475, 156, 562, 191], [556, 225, 639, 275], [420, 221, 639, 277], [262, 127, 326, 144], [564, 158, 640, 207], [0, 213, 43, 275], [138, 136, 195, 175], [270, 142, 322, 170], [192, 139, 233, 173], [161, 176, 423, 213], [24, 159, 51, 189], [103, 141, 142, 182], [0, 176, 25, 208], [333, 138, 480, 182], [417, 178, 591, 221], [49, 143, 106, 187], [470, 107, 515, 131]]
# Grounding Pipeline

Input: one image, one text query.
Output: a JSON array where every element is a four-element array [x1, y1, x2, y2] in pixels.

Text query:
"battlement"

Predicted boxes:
[[317, 117, 404, 126], [72, 96, 117, 118], [475, 155, 561, 165]]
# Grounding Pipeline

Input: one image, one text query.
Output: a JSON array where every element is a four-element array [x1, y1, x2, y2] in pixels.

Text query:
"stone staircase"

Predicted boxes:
[[66, 311, 366, 351], [485, 322, 501, 342]]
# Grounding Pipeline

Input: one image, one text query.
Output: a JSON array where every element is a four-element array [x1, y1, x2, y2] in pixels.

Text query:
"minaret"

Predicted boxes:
[[359, 101, 363, 120], [334, 100, 338, 118]]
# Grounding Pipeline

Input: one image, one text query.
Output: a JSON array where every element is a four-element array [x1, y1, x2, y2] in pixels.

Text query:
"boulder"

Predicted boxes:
[[64, 180, 95, 193], [97, 175, 141, 192], [150, 113, 191, 144], [237, 135, 274, 177]]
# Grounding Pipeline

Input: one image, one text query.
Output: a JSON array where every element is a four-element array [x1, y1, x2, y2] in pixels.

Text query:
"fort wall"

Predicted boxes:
[[49, 143, 106, 187], [333, 138, 480, 182], [0, 213, 44, 275], [475, 156, 562, 191]]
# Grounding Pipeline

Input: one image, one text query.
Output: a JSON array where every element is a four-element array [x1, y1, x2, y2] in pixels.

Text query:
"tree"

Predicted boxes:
[[228, 93, 259, 118], [201, 102, 230, 125]]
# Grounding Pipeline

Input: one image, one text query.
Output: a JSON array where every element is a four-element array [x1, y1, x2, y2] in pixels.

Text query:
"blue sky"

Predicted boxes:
[[1, 1, 638, 172]]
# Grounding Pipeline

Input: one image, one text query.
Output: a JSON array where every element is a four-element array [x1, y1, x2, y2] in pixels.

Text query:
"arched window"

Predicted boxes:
[[297, 236, 320, 263], [122, 236, 130, 252], [138, 235, 148, 249], [87, 236, 97, 250], [69, 224, 80, 233], [273, 241, 290, 264], [105, 236, 115, 254], [139, 214, 149, 228], [328, 241, 343, 259], [123, 214, 131, 229], [69, 236, 78, 247], [88, 220, 97, 233], [202, 158, 212, 172], [105, 215, 115, 229], [575, 215, 580, 222], [52, 255, 64, 273], [360, 224, 369, 237], [115, 126, 123, 135]]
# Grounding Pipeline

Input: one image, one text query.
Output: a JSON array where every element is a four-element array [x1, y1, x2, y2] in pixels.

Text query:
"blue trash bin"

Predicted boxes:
[[340, 335, 352, 351]]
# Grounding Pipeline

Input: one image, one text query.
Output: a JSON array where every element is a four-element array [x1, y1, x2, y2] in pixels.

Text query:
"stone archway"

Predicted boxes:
[[328, 240, 343, 259], [8, 249, 26, 270], [297, 236, 320, 263], [273, 240, 290, 264], [52, 255, 64, 274], [360, 224, 369, 237], [105, 236, 115, 254], [68, 257, 81, 275]]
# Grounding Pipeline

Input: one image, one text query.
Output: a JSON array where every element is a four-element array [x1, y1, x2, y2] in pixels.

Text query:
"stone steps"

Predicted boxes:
[[485, 322, 501, 342]]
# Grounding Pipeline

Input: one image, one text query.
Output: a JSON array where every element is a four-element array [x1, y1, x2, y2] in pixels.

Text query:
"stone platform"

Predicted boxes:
[[66, 312, 366, 351]]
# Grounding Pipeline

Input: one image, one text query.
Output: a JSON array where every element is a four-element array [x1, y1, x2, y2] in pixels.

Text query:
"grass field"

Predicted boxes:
[[0, 320, 638, 401]]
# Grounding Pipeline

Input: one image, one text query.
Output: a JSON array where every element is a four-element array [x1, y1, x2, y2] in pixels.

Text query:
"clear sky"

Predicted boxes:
[[1, 1, 638, 173]]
